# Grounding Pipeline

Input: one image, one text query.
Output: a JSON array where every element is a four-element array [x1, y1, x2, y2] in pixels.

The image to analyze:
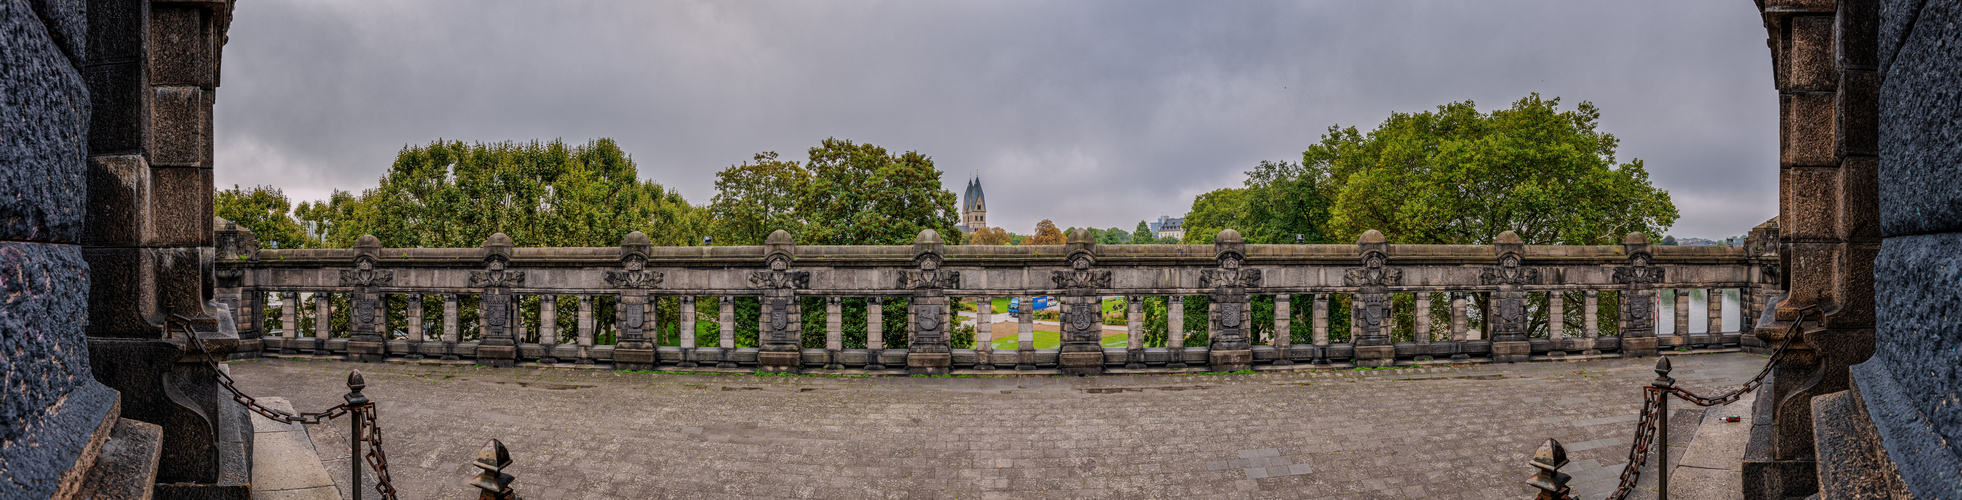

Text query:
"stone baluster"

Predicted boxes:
[[1584, 291, 1599, 337], [1350, 299, 1361, 341], [975, 297, 994, 370], [1311, 293, 1329, 365], [824, 296, 842, 370], [1167, 295, 1186, 369], [576, 295, 594, 364], [867, 297, 885, 370], [313, 292, 331, 355], [407, 294, 424, 342], [717, 296, 735, 368], [1675, 289, 1692, 343], [1547, 292, 1567, 358], [1413, 292, 1432, 361], [1451, 292, 1468, 341], [1126, 295, 1145, 368], [442, 293, 460, 360], [537, 295, 557, 363], [1707, 288, 1724, 337], [679, 296, 698, 368], [1272, 294, 1291, 366], [1018, 295, 1037, 370], [512, 295, 528, 345], [281, 292, 299, 354]]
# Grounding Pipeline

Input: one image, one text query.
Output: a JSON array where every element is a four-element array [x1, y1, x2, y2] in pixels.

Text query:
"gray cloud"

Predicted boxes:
[[215, 0, 1777, 241]]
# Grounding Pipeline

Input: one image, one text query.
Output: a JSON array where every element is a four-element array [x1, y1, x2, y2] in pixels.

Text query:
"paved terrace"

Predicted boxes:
[[228, 352, 1764, 500]]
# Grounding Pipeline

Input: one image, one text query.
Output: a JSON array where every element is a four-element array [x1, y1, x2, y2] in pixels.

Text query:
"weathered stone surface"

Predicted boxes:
[[1878, 0, 1962, 237], [1784, 92, 1840, 167], [148, 5, 214, 87], [74, 417, 165, 500], [0, 242, 119, 500], [1838, 69, 1882, 156], [149, 86, 208, 167], [1868, 232, 1962, 494], [1787, 15, 1840, 92], [1, 1, 89, 244], [25, 0, 85, 68], [1877, 0, 1924, 69]]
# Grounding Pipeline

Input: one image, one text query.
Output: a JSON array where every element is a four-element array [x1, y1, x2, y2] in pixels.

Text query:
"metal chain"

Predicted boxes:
[[168, 315, 352, 424], [360, 408, 401, 500], [1587, 306, 1821, 500]]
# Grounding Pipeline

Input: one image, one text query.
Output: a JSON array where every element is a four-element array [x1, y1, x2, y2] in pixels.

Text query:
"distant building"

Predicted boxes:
[[1149, 215, 1184, 240], [956, 174, 987, 233]]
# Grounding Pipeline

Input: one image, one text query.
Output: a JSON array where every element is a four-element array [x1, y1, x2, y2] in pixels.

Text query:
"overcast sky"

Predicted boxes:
[[215, 0, 1777, 240]]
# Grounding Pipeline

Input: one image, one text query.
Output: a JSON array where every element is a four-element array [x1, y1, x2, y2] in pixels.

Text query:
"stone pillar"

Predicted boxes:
[[1547, 292, 1566, 358], [1707, 288, 1724, 338], [281, 292, 299, 354], [1674, 289, 1692, 340], [751, 231, 807, 373], [823, 297, 841, 369], [576, 295, 594, 346], [606, 232, 660, 370], [343, 236, 390, 362], [1614, 233, 1661, 357], [511, 295, 528, 344], [675, 297, 696, 367], [1167, 295, 1186, 368], [866, 297, 885, 370], [1412, 292, 1432, 361], [1485, 231, 1533, 363], [1583, 290, 1599, 337], [1202, 230, 1257, 371], [407, 294, 425, 342], [975, 297, 994, 369], [1125, 295, 1145, 368], [1451, 292, 1468, 341], [1743, 4, 1883, 496], [75, 1, 254, 489], [537, 295, 557, 363], [1346, 230, 1399, 367], [313, 293, 331, 355], [442, 293, 461, 360], [1017, 295, 1036, 370], [472, 234, 523, 367], [903, 230, 957, 375], [1312, 294, 1329, 346], [717, 296, 735, 367], [1271, 294, 1291, 365]]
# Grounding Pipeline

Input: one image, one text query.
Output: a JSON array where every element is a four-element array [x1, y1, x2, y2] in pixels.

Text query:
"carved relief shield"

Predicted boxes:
[[1221, 304, 1243, 328], [1069, 306, 1098, 331], [623, 303, 644, 329], [917, 307, 942, 331], [768, 298, 789, 330]]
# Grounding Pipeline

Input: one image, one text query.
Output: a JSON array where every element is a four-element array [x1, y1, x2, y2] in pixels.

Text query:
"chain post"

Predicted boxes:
[[1652, 357, 1674, 500], [470, 439, 518, 500], [1526, 438, 1574, 500], [345, 370, 369, 500]]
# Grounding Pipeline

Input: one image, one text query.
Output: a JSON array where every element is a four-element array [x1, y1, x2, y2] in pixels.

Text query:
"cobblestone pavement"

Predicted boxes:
[[225, 353, 1768, 500]]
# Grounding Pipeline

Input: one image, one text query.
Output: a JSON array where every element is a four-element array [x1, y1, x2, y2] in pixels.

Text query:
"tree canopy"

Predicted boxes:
[[1308, 94, 1676, 245], [215, 185, 307, 249], [708, 138, 961, 246], [1023, 219, 1065, 245]]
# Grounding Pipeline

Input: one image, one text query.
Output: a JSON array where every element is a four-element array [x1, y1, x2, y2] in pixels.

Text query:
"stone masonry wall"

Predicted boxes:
[[1864, 0, 1962, 496], [0, 0, 122, 498]]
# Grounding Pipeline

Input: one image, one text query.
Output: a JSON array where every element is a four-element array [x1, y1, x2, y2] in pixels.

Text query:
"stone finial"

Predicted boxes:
[[470, 439, 517, 500], [1355, 229, 1389, 263], [1214, 228, 1246, 264], [353, 234, 383, 261], [1526, 438, 1572, 500], [214, 216, 259, 260], [1622, 232, 1651, 266], [763, 229, 795, 267], [1493, 230, 1524, 262], [765, 229, 794, 246], [913, 229, 944, 265], [343, 370, 368, 407], [483, 233, 515, 262], [619, 231, 651, 261], [1356, 229, 1387, 244], [1065, 228, 1097, 266], [1653, 357, 1675, 389]]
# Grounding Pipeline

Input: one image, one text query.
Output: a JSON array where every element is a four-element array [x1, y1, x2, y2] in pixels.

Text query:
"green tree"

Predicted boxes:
[[215, 185, 308, 249], [1308, 93, 1678, 245], [1133, 221, 1154, 244], [708, 152, 809, 245], [800, 138, 962, 245], [1241, 161, 1333, 244], [1179, 188, 1247, 244]]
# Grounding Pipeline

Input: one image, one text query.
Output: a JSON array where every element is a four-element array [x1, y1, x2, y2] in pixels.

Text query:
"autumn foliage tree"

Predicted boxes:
[[1023, 219, 1065, 245], [968, 226, 1011, 245]]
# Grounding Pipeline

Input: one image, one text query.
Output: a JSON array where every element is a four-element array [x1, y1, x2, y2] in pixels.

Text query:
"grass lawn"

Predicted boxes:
[[984, 297, 1126, 315], [988, 332, 1131, 349]]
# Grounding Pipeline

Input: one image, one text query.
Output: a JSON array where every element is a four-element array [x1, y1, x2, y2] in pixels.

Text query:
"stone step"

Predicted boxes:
[[72, 418, 164, 500]]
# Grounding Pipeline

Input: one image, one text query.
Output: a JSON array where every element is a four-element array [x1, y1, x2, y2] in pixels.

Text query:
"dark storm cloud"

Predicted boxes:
[[215, 0, 1777, 240]]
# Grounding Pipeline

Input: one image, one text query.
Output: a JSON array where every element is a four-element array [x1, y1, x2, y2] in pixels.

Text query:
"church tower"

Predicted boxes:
[[960, 175, 987, 232]]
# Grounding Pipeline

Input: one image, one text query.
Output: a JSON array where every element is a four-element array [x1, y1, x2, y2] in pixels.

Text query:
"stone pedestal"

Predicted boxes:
[[1622, 336, 1658, 357], [907, 352, 950, 375], [1058, 351, 1105, 375], [1354, 345, 1395, 367], [1207, 349, 1252, 372], [613, 347, 655, 371], [475, 345, 517, 368], [757, 351, 801, 374], [345, 341, 385, 362], [1491, 341, 1531, 363]]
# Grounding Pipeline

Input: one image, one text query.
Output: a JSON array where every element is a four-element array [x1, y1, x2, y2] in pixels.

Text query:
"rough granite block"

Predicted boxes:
[[1877, 1, 1962, 237], [1871, 233, 1962, 477], [147, 5, 213, 87], [1788, 15, 1840, 92], [1782, 166, 1840, 241], [149, 86, 208, 167], [0, 7, 89, 244], [1784, 92, 1840, 167]]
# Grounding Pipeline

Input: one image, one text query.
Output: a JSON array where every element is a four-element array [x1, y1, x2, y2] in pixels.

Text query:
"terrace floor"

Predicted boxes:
[[225, 352, 1766, 500]]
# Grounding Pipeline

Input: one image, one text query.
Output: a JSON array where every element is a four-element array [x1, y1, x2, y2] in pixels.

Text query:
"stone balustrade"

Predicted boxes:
[[213, 225, 1780, 375]]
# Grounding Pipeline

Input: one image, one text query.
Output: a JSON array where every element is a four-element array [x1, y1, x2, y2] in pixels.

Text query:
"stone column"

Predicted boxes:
[[512, 295, 528, 344], [1018, 295, 1037, 370], [975, 297, 994, 370], [313, 293, 331, 355], [1485, 231, 1533, 363], [281, 292, 299, 353], [537, 295, 558, 363], [344, 236, 390, 362], [676, 297, 696, 367], [1547, 292, 1567, 358], [1125, 296, 1145, 368], [1707, 288, 1724, 338], [576, 295, 594, 349], [1346, 230, 1399, 367], [1051, 229, 1108, 375], [1451, 292, 1468, 341], [1272, 294, 1292, 365], [1413, 292, 1432, 361], [824, 297, 842, 369], [1674, 289, 1692, 343], [903, 230, 957, 375], [1312, 294, 1329, 346], [753, 230, 807, 374], [717, 296, 735, 367], [407, 294, 425, 342], [866, 297, 885, 370], [1167, 295, 1186, 368], [1584, 291, 1599, 337], [1201, 230, 1257, 371], [442, 293, 461, 359]]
